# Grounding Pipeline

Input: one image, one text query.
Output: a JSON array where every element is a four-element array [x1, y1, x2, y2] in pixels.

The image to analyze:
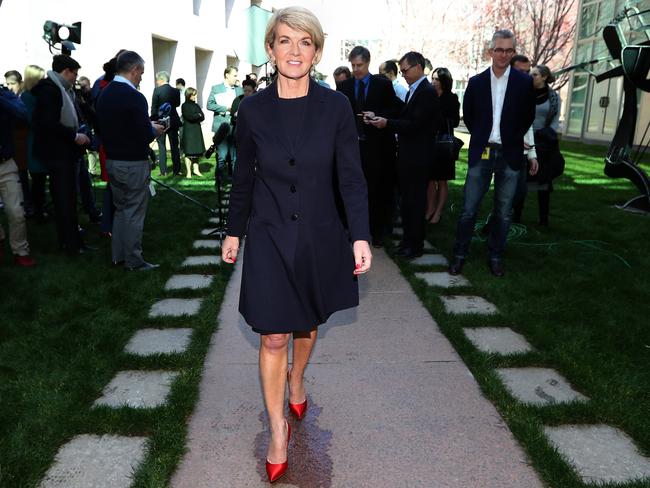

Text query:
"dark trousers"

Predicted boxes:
[[157, 129, 181, 175], [47, 161, 83, 251], [360, 141, 393, 242], [18, 169, 34, 216], [30, 171, 50, 218], [77, 157, 99, 217], [398, 162, 429, 252], [453, 148, 520, 260]]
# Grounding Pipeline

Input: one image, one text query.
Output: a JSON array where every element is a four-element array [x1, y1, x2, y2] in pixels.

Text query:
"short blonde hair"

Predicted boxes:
[[185, 87, 197, 101], [265, 6, 324, 63], [23, 65, 45, 92]]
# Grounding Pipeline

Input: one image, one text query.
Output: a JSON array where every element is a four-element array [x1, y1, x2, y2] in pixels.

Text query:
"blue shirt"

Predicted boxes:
[[406, 75, 427, 103], [354, 73, 371, 100]]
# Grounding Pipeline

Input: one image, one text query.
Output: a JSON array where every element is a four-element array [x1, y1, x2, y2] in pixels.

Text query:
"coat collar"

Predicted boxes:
[[264, 77, 326, 156]]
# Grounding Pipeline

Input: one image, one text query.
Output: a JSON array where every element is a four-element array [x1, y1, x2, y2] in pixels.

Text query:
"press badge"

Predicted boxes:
[[481, 147, 491, 160]]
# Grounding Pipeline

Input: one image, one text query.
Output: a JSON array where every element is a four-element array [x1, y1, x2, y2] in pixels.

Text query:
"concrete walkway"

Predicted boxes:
[[172, 249, 542, 488]]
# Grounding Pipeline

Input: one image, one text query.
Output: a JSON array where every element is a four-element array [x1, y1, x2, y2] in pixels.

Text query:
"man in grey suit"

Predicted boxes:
[[151, 71, 181, 175], [206, 66, 243, 170], [96, 51, 165, 270]]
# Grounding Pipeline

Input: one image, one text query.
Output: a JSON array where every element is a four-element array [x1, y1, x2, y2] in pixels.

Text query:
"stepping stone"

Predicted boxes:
[[40, 434, 148, 488], [94, 370, 179, 408], [182, 255, 220, 267], [392, 227, 403, 236], [125, 328, 193, 356], [544, 424, 650, 484], [208, 217, 220, 224], [411, 254, 449, 266], [423, 241, 437, 251], [495, 368, 589, 405], [200, 228, 219, 236], [415, 271, 470, 288], [149, 298, 203, 318], [463, 327, 533, 354], [193, 239, 220, 250], [164, 274, 214, 290], [441, 295, 497, 315]]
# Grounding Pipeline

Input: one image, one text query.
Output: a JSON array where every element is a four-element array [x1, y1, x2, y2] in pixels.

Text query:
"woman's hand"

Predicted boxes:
[[353, 240, 372, 275], [222, 235, 240, 264]]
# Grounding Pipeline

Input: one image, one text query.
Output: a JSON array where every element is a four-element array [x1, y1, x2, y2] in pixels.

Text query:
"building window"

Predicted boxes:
[[193, 0, 201, 16]]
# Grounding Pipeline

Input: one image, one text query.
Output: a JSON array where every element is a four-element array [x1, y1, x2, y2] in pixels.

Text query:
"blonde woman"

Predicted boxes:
[[222, 6, 372, 482]]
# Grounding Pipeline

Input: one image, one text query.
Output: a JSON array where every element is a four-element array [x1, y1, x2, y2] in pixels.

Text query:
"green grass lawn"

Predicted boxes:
[[1, 145, 649, 487], [0, 161, 230, 488], [391, 141, 650, 487]]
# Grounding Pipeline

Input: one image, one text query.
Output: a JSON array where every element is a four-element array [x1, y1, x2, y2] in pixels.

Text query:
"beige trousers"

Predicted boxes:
[[0, 158, 29, 256]]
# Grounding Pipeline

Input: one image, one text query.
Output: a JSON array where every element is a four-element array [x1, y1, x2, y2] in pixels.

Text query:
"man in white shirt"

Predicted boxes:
[[449, 30, 536, 277], [379, 60, 408, 102]]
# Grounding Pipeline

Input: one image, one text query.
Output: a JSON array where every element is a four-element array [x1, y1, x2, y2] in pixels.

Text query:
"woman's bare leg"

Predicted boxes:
[[431, 180, 448, 223], [288, 329, 317, 404], [426, 180, 437, 219], [260, 333, 290, 463]]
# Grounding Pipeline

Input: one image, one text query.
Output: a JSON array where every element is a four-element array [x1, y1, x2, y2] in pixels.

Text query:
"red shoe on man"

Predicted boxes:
[[14, 255, 36, 267]]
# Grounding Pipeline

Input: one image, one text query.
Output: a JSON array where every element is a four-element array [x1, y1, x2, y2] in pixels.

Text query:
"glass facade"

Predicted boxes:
[[567, 0, 650, 141]]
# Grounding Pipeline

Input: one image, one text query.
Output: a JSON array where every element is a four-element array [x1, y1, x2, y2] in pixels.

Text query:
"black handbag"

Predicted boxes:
[[434, 119, 463, 163]]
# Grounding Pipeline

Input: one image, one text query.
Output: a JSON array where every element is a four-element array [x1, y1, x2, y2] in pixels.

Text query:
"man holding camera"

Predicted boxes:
[[96, 51, 165, 271], [0, 86, 36, 266]]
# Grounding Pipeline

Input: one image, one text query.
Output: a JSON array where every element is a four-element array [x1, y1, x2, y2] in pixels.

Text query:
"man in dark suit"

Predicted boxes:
[[449, 29, 536, 277], [32, 54, 92, 255], [369, 51, 440, 258], [151, 71, 181, 175], [337, 46, 402, 247]]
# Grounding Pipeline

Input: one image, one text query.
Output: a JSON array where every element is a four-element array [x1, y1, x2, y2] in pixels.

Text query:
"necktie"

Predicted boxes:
[[356, 80, 366, 110], [405, 89, 411, 104], [356, 80, 366, 139]]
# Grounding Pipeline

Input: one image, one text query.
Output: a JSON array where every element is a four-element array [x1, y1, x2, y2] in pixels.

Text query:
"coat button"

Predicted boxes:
[[290, 185, 296, 193], [291, 213, 298, 221], [289, 158, 296, 166]]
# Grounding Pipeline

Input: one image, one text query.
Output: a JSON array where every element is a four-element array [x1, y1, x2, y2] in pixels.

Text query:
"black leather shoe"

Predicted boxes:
[[488, 259, 505, 277], [398, 247, 423, 259], [448, 257, 465, 275], [126, 261, 160, 271]]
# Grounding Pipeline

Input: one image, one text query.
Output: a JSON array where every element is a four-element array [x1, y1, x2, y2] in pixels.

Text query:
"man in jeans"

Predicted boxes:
[[449, 29, 535, 277], [96, 51, 164, 270], [0, 87, 36, 266]]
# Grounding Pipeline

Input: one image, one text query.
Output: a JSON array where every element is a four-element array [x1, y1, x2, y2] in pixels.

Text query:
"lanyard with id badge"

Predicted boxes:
[[481, 147, 491, 160]]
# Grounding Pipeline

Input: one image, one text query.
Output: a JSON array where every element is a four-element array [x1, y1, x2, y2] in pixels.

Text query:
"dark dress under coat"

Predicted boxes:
[[180, 101, 205, 156], [227, 79, 370, 333], [432, 90, 460, 181]]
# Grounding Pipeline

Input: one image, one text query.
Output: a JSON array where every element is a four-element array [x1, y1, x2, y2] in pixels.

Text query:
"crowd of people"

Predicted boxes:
[[1, 26, 562, 278]]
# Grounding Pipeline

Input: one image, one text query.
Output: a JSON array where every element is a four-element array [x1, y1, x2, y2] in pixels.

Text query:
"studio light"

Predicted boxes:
[[42, 20, 82, 46]]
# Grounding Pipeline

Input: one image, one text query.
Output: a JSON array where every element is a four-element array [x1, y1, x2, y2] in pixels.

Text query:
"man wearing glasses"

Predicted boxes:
[[449, 29, 535, 277], [368, 51, 440, 259]]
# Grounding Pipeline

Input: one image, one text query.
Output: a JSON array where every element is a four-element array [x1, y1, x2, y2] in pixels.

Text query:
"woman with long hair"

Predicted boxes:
[[221, 6, 372, 482], [426, 67, 460, 224]]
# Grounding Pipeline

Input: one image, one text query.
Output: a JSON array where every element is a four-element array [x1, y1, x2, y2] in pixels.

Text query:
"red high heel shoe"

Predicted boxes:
[[287, 370, 308, 420], [266, 421, 291, 483]]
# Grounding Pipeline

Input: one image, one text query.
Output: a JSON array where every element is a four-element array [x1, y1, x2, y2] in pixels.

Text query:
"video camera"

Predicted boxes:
[[205, 122, 231, 159], [157, 102, 172, 131]]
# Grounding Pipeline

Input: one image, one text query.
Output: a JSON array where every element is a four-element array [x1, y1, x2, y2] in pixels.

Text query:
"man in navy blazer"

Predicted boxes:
[[337, 46, 403, 247], [449, 30, 535, 277], [151, 71, 181, 175]]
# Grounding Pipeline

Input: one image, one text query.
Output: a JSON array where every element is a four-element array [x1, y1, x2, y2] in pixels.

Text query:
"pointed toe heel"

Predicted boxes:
[[266, 422, 291, 483], [288, 399, 308, 420]]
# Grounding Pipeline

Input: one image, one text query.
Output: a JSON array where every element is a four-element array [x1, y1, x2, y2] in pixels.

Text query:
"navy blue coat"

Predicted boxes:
[[463, 67, 535, 170], [227, 79, 370, 333]]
